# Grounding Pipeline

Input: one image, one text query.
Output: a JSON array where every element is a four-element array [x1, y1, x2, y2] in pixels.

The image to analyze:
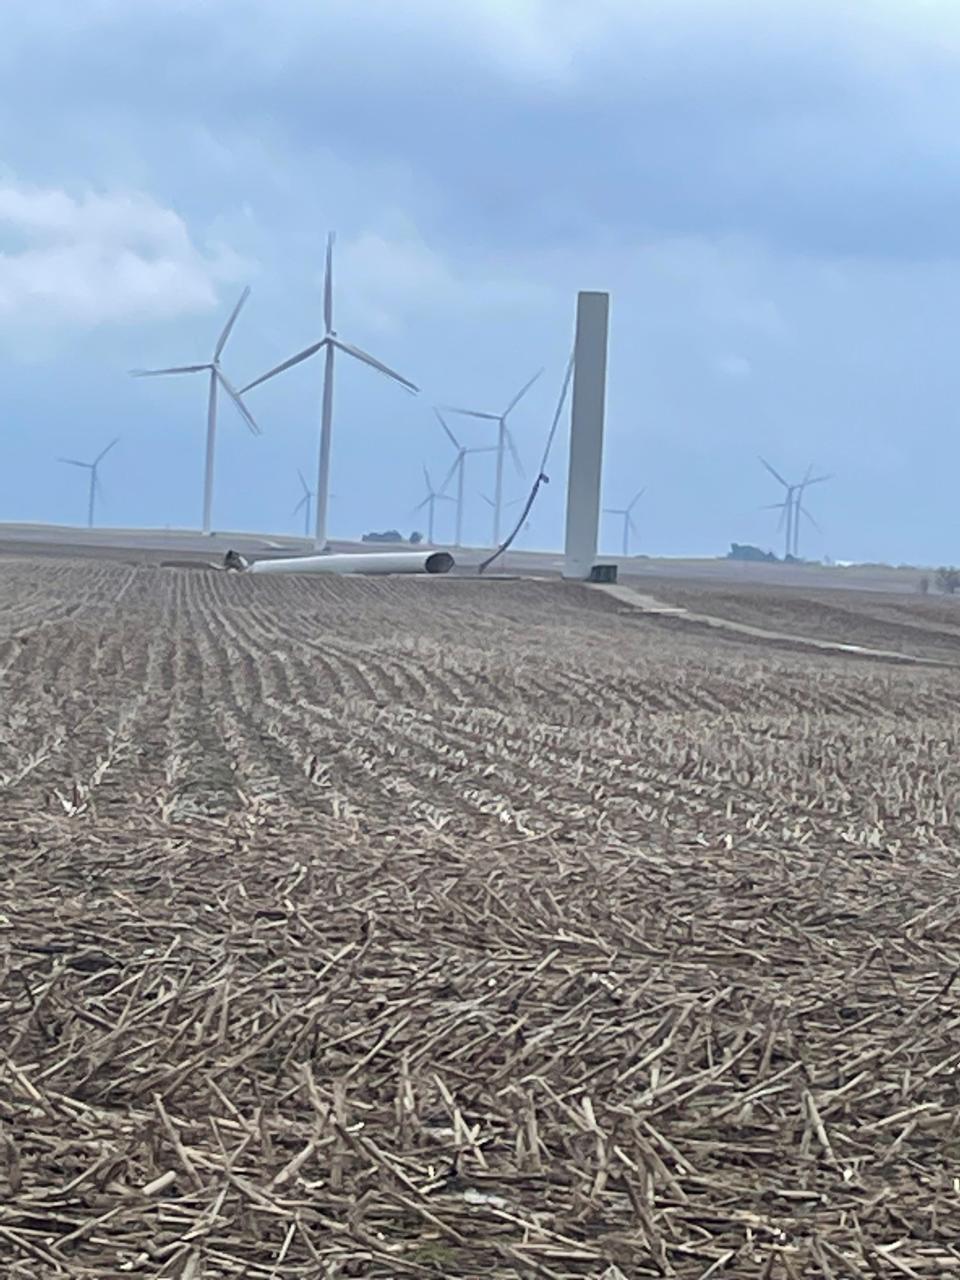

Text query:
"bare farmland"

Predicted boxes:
[[622, 573, 960, 663], [3, 558, 960, 1277]]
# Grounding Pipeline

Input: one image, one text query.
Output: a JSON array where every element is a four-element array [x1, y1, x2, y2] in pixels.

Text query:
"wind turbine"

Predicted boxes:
[[440, 370, 542, 546], [435, 409, 497, 547], [292, 469, 315, 538], [131, 287, 260, 534], [760, 458, 830, 559], [413, 466, 454, 545], [59, 438, 118, 529], [603, 488, 645, 557], [759, 458, 796, 560], [241, 233, 418, 550]]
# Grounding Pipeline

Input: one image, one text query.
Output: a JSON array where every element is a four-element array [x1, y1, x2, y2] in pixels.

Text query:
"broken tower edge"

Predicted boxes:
[[563, 291, 610, 581]]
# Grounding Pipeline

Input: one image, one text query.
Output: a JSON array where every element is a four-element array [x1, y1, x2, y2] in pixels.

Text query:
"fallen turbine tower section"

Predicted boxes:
[[225, 549, 455, 576]]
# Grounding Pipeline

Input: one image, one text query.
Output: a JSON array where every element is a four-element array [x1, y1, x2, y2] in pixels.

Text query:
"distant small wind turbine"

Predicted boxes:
[[604, 488, 645, 557], [435, 409, 497, 547], [760, 458, 830, 559], [292, 469, 315, 538], [440, 370, 542, 546], [241, 233, 419, 550], [413, 466, 454, 544], [59, 438, 118, 529], [131, 287, 260, 534]]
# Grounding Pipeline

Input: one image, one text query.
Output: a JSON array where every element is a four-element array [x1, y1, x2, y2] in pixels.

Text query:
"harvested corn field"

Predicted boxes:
[[3, 557, 960, 1278]]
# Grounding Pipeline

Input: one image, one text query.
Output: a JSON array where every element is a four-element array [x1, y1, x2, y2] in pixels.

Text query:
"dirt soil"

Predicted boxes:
[[2, 558, 960, 1277], [624, 572, 960, 662]]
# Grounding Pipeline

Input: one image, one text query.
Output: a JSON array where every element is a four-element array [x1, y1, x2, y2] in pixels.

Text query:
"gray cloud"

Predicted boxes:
[[5, 1, 960, 257], [0, 0, 958, 562]]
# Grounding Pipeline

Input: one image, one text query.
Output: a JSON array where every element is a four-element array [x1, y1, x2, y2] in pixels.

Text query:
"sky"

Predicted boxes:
[[1, 0, 959, 562]]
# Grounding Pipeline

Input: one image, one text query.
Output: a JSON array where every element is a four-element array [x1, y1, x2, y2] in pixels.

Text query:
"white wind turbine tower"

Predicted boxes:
[[413, 466, 454, 545], [292, 469, 315, 538], [603, 488, 645, 557], [241, 233, 419, 550], [59, 438, 119, 529], [759, 458, 831, 560], [131, 288, 260, 534], [435, 409, 497, 547], [441, 370, 542, 546]]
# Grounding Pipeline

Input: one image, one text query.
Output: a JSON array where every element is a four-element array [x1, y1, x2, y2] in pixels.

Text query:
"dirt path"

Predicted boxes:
[[591, 580, 955, 665]]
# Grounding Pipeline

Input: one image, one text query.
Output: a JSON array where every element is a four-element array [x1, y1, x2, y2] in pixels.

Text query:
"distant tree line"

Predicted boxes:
[[362, 530, 423, 544], [727, 544, 778, 563]]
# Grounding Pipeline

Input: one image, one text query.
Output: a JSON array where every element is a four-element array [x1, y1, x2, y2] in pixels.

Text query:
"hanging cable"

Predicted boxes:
[[478, 351, 575, 575]]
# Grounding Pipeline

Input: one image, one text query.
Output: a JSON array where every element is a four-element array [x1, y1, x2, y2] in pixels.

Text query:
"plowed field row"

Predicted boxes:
[[3, 558, 960, 1277]]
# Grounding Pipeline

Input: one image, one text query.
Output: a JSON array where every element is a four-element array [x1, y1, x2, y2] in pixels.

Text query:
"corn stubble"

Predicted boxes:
[[2, 558, 960, 1277]]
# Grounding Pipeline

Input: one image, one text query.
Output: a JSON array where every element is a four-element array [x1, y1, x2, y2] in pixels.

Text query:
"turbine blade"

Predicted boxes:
[[439, 457, 460, 494], [95, 437, 119, 466], [414, 496, 430, 512], [130, 363, 210, 377], [800, 506, 823, 533], [214, 286, 251, 360], [434, 408, 460, 450], [438, 404, 500, 421], [240, 339, 327, 394], [759, 456, 789, 489], [480, 494, 494, 508], [293, 495, 308, 515], [422, 464, 433, 494], [298, 468, 310, 495], [505, 426, 524, 478], [627, 487, 646, 512], [503, 368, 543, 417], [217, 372, 262, 435], [802, 473, 832, 488], [324, 233, 334, 334], [58, 458, 89, 469], [332, 338, 418, 392], [546, 351, 575, 449]]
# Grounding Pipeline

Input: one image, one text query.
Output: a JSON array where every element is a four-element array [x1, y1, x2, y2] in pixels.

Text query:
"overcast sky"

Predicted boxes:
[[2, 0, 959, 562]]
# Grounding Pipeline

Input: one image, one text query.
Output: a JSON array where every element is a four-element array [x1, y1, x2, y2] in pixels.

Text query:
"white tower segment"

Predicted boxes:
[[563, 291, 610, 580]]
